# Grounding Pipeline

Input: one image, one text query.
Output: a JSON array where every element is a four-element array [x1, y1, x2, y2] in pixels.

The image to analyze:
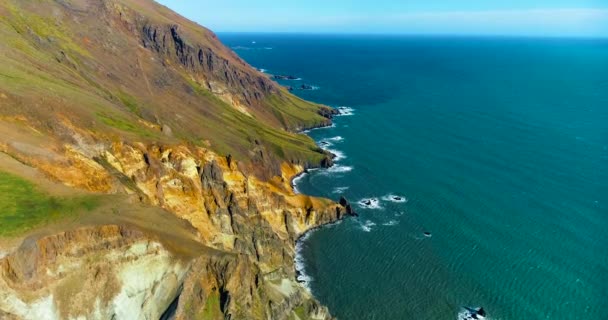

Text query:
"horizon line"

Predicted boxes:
[[214, 31, 608, 40]]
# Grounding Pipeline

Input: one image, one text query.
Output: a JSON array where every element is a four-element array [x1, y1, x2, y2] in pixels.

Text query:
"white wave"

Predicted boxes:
[[300, 85, 320, 91], [258, 68, 268, 73], [291, 173, 307, 194], [457, 308, 490, 320], [301, 123, 336, 133], [320, 165, 353, 175], [294, 231, 315, 291], [332, 186, 350, 194], [360, 220, 377, 232], [318, 140, 333, 147], [382, 194, 408, 203], [336, 106, 355, 116], [294, 220, 344, 291], [358, 198, 383, 210], [232, 46, 273, 51], [327, 149, 346, 161], [382, 220, 399, 226], [318, 136, 343, 149]]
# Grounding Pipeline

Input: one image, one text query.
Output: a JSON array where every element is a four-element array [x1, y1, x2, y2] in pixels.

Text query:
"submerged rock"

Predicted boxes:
[[273, 74, 300, 80]]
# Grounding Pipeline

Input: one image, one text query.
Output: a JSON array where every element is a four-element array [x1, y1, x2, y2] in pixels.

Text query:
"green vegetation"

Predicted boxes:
[[97, 112, 159, 139], [265, 93, 327, 130], [116, 91, 142, 116], [183, 77, 327, 165], [0, 171, 99, 237], [199, 291, 221, 319], [0, 0, 330, 171], [4, 1, 90, 58], [294, 305, 307, 319]]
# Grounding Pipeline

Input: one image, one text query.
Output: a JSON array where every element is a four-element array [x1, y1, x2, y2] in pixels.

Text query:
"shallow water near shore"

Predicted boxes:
[[221, 34, 608, 319]]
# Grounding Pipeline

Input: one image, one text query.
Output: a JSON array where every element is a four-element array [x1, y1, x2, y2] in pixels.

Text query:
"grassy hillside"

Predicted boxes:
[[0, 0, 333, 168], [0, 171, 99, 237]]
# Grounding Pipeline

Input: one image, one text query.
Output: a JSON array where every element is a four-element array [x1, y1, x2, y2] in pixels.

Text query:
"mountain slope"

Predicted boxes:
[[0, 0, 349, 319], [0, 0, 336, 174]]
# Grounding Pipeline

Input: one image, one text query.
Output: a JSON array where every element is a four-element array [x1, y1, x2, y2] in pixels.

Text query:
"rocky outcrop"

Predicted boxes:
[[317, 106, 341, 120], [138, 23, 276, 107], [0, 138, 345, 319], [339, 196, 358, 217], [273, 75, 300, 80], [0, 225, 190, 320]]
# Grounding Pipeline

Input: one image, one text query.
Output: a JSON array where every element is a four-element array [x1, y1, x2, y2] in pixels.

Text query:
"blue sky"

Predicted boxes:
[[155, 0, 608, 37]]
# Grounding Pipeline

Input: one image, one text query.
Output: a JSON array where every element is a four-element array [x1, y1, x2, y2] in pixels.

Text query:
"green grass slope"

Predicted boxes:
[[0, 171, 99, 237], [0, 0, 333, 169]]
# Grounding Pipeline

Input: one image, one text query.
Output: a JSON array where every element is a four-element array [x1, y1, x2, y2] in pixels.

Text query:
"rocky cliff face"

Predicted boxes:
[[0, 131, 348, 319], [0, 0, 348, 318], [1, 225, 189, 320]]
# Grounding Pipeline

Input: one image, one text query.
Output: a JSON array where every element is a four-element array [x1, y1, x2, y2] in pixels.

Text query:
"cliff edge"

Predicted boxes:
[[0, 0, 346, 319]]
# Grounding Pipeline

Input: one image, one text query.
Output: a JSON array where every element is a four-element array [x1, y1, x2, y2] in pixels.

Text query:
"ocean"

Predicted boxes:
[[219, 34, 608, 319]]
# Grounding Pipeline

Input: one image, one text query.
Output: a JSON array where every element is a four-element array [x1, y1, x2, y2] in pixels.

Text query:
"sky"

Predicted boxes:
[[155, 0, 608, 37]]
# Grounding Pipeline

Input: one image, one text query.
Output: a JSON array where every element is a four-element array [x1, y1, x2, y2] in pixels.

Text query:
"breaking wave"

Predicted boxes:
[[382, 220, 399, 226], [332, 186, 350, 194], [327, 149, 346, 161], [360, 220, 377, 232], [358, 198, 383, 210], [382, 194, 408, 203], [336, 106, 355, 116]]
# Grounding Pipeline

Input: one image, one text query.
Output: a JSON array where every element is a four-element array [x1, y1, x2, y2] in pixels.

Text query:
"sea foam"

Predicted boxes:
[[291, 173, 306, 194], [360, 220, 377, 232], [320, 165, 353, 175], [295, 220, 343, 291], [327, 149, 346, 161], [382, 220, 399, 226], [336, 106, 355, 116], [382, 194, 408, 203], [301, 123, 336, 133], [358, 198, 383, 210], [294, 231, 315, 290], [327, 136, 344, 142], [332, 186, 350, 194]]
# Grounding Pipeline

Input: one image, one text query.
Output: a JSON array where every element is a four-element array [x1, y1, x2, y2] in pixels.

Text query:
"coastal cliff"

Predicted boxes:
[[0, 0, 348, 318]]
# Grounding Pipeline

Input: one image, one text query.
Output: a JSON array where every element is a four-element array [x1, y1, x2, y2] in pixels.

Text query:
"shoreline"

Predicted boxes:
[[291, 107, 355, 294], [294, 218, 344, 289]]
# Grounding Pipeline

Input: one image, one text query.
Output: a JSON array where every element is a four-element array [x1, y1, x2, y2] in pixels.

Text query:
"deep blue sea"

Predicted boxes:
[[220, 34, 608, 319]]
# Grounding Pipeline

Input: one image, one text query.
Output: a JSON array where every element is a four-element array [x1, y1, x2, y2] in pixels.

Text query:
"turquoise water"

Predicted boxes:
[[220, 34, 608, 319]]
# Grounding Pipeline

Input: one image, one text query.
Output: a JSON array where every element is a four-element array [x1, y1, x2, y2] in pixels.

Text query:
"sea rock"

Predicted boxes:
[[339, 196, 358, 217], [317, 106, 340, 120], [320, 155, 334, 168], [273, 75, 299, 80]]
